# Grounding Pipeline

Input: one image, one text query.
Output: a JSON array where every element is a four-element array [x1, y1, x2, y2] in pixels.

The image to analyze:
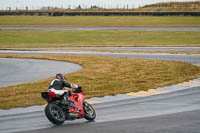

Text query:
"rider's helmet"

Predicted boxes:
[[56, 73, 66, 81]]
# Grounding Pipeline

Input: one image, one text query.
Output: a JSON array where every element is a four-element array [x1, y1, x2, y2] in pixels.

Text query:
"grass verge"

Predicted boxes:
[[0, 16, 200, 27], [0, 54, 200, 109], [39, 49, 200, 55], [0, 30, 200, 47]]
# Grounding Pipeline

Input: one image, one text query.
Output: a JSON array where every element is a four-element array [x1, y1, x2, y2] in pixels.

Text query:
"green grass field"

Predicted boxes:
[[0, 30, 199, 47], [0, 16, 200, 27]]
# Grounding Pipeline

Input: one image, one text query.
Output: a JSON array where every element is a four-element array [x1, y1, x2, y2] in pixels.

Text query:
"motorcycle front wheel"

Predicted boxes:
[[83, 101, 96, 121], [45, 103, 65, 125]]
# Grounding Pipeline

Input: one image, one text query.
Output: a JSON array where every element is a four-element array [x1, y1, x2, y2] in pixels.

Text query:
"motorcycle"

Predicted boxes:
[[41, 88, 96, 125]]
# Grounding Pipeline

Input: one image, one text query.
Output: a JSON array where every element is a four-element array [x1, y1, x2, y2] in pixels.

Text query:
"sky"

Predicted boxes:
[[0, 0, 195, 10]]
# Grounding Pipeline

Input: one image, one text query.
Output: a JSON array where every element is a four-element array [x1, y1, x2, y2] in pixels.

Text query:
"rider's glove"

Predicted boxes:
[[77, 86, 82, 93]]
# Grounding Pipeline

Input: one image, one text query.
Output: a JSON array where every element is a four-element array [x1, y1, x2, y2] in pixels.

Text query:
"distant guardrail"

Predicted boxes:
[[0, 11, 200, 16]]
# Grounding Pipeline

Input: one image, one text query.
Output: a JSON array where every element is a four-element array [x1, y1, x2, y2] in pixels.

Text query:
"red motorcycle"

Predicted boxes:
[[41, 88, 96, 125]]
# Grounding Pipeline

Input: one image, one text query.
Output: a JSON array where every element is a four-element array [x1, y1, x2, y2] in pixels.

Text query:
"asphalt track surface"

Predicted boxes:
[[0, 48, 200, 133], [1, 50, 200, 66], [0, 58, 82, 87], [1, 27, 200, 31]]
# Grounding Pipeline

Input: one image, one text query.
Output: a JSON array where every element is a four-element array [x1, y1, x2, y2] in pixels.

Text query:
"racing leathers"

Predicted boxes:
[[48, 79, 82, 105]]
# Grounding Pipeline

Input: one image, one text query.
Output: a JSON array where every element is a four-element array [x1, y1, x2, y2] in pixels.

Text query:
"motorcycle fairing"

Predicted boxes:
[[69, 92, 85, 116]]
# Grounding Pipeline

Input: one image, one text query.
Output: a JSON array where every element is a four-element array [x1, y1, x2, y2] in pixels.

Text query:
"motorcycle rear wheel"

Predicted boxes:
[[45, 103, 65, 125], [83, 102, 96, 121]]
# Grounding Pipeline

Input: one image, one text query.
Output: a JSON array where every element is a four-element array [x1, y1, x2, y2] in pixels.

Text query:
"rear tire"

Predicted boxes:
[[45, 103, 65, 125], [83, 102, 96, 121]]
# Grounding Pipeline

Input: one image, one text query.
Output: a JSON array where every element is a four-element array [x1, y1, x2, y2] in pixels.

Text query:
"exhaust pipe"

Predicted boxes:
[[66, 112, 78, 120]]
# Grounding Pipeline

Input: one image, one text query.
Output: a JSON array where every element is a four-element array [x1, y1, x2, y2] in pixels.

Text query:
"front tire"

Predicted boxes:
[[83, 102, 96, 121], [45, 103, 65, 125]]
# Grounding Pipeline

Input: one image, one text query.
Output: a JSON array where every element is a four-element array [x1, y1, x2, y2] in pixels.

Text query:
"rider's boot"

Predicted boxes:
[[61, 92, 75, 109], [61, 96, 69, 105]]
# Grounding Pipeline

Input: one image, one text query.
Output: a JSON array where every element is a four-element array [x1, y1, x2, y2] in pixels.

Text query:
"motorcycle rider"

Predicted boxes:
[[48, 73, 82, 105]]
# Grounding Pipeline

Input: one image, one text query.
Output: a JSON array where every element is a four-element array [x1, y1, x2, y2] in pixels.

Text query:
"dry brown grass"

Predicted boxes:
[[0, 54, 200, 109]]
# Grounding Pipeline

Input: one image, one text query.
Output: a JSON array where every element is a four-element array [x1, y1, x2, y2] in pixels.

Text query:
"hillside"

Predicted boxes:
[[138, 1, 200, 12]]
